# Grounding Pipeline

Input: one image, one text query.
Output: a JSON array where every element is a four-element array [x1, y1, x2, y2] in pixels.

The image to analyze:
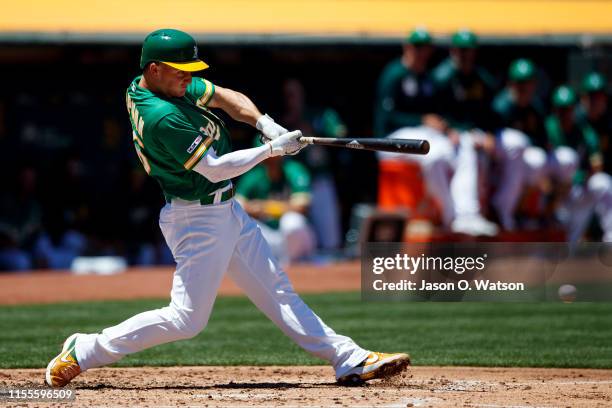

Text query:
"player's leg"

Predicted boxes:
[[46, 201, 240, 387], [309, 175, 342, 249], [226, 200, 408, 382], [491, 129, 530, 230], [278, 211, 316, 261], [590, 172, 612, 242], [449, 131, 498, 236], [417, 128, 456, 228], [565, 172, 612, 243]]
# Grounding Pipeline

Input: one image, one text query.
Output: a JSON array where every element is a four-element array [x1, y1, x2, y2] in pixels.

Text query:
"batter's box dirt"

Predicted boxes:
[[3, 366, 612, 407]]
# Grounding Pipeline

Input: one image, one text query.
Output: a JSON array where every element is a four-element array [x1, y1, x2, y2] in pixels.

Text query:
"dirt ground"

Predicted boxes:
[[3, 366, 611, 407], [0, 262, 361, 305], [2, 262, 612, 406]]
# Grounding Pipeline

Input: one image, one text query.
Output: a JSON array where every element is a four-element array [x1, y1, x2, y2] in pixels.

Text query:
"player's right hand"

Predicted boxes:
[[268, 130, 306, 156], [257, 114, 288, 142]]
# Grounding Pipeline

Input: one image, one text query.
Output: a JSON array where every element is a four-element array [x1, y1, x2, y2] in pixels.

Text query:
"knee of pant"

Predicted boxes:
[[279, 211, 308, 234], [523, 147, 547, 170], [555, 147, 579, 182], [588, 172, 612, 197], [500, 128, 529, 154], [170, 307, 207, 339]]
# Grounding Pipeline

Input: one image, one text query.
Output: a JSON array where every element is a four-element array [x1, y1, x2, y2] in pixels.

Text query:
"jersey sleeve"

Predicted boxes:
[[185, 77, 216, 108], [151, 113, 214, 170]]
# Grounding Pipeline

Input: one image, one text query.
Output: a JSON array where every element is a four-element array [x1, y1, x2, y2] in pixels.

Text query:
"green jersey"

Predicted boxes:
[[431, 58, 498, 131], [545, 114, 602, 184], [374, 58, 437, 138], [125, 75, 232, 202], [236, 160, 311, 228], [492, 88, 547, 147], [236, 160, 311, 201]]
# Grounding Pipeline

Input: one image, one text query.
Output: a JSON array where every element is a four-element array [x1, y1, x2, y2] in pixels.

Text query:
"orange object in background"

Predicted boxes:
[[378, 160, 440, 221], [378, 160, 425, 212], [377, 159, 443, 242]]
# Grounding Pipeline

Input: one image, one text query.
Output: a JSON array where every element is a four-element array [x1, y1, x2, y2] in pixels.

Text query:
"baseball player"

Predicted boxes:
[[490, 59, 549, 230], [545, 85, 612, 242], [45, 29, 409, 388], [576, 72, 611, 174]]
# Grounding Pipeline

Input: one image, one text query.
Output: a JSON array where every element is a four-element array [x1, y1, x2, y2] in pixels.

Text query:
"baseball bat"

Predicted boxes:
[[298, 137, 429, 155]]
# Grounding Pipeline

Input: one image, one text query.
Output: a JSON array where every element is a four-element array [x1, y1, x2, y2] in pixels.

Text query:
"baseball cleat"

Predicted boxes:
[[337, 352, 410, 385], [45, 333, 82, 388]]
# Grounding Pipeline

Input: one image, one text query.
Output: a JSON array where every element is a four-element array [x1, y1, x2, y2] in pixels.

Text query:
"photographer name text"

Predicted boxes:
[[372, 279, 525, 291]]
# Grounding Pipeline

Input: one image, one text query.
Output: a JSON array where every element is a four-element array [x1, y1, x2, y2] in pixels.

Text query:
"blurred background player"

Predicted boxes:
[[490, 59, 548, 230], [576, 72, 611, 175], [432, 29, 498, 133], [546, 85, 612, 242], [374, 28, 443, 138], [279, 79, 343, 251], [236, 140, 316, 264]]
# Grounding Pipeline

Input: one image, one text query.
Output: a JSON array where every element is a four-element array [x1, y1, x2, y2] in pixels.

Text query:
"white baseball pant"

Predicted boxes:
[[559, 172, 612, 244], [257, 211, 317, 264], [74, 198, 369, 379]]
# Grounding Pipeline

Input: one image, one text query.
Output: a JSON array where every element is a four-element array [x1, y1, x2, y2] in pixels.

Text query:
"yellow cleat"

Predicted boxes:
[[45, 333, 82, 388], [337, 352, 410, 385]]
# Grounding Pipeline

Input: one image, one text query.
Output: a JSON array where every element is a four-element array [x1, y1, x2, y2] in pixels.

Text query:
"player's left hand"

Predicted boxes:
[[257, 114, 288, 142]]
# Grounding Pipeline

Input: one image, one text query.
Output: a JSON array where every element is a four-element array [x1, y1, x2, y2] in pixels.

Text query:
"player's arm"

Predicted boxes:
[[153, 113, 304, 183], [208, 85, 287, 141]]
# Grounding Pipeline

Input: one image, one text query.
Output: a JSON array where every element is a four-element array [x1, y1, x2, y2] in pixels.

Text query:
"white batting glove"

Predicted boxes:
[[268, 130, 306, 156], [256, 114, 288, 141]]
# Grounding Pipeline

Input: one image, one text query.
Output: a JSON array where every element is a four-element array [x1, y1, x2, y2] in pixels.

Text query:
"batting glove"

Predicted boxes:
[[257, 114, 288, 142], [268, 130, 306, 156]]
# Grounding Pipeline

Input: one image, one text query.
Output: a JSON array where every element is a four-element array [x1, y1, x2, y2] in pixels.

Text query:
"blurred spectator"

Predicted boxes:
[[280, 78, 343, 249], [374, 28, 443, 138], [432, 29, 498, 132], [545, 85, 612, 242], [576, 72, 611, 175], [236, 151, 316, 264], [0, 166, 41, 271], [492, 58, 547, 146]]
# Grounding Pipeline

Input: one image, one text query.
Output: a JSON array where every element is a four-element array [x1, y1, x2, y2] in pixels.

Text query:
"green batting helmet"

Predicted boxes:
[[582, 72, 606, 93], [552, 85, 577, 108], [140, 28, 209, 72], [509, 58, 536, 82], [452, 29, 477, 48], [405, 28, 432, 45]]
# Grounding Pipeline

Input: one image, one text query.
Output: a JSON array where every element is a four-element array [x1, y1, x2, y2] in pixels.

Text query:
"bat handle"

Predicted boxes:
[[299, 137, 315, 144]]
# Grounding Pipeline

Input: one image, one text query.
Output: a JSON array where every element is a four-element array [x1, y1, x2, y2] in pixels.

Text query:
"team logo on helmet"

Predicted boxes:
[[193, 46, 198, 58]]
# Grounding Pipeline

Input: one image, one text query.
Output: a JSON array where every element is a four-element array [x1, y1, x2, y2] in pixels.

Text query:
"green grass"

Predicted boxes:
[[1, 293, 611, 369]]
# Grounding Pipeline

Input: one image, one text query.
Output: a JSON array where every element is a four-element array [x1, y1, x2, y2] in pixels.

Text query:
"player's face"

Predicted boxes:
[[556, 106, 575, 130], [511, 80, 537, 107], [451, 48, 476, 74], [155, 63, 192, 98], [583, 92, 608, 119], [403, 44, 433, 73]]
